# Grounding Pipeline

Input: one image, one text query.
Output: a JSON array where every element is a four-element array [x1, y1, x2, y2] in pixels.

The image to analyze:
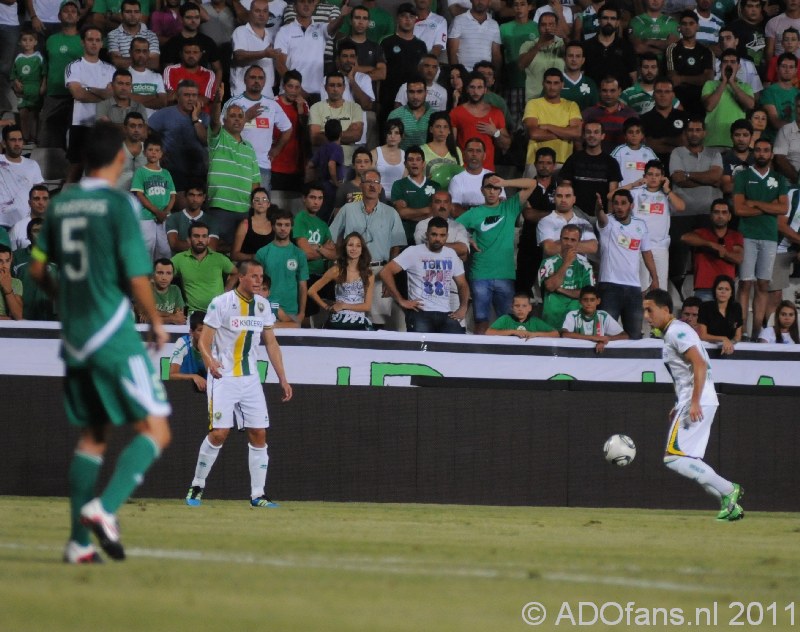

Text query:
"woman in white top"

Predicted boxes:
[[371, 119, 405, 200], [759, 300, 800, 344]]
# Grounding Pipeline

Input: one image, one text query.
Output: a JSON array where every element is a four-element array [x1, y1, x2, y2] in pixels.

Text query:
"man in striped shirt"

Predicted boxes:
[[207, 88, 261, 247], [107, 0, 160, 70]]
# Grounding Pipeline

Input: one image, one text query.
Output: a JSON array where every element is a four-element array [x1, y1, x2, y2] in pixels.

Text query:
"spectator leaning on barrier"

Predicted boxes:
[[139, 258, 186, 325], [486, 292, 559, 339], [0, 244, 23, 320], [169, 309, 207, 391]]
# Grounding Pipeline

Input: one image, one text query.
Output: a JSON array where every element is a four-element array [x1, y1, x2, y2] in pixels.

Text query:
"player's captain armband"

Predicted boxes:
[[31, 245, 48, 263], [229, 316, 265, 331]]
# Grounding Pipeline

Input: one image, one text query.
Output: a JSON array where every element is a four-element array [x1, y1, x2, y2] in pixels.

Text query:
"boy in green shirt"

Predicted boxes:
[[486, 293, 559, 339], [131, 137, 176, 261], [561, 286, 628, 353]]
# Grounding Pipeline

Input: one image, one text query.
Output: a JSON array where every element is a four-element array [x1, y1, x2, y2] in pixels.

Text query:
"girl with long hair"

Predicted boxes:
[[230, 187, 274, 261], [697, 274, 743, 355], [759, 300, 800, 344], [447, 64, 468, 111], [422, 112, 463, 177], [308, 232, 375, 330], [370, 119, 406, 200]]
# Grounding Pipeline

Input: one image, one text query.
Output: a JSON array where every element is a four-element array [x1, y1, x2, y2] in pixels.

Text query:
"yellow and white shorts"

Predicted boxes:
[[207, 373, 269, 430], [665, 403, 718, 459]]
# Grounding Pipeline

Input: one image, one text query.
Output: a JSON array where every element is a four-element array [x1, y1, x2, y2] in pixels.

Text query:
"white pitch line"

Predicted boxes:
[[0, 541, 719, 593]]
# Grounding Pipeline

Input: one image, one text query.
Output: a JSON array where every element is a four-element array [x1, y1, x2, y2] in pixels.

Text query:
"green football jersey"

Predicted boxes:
[[292, 210, 332, 276], [538, 253, 595, 329], [130, 166, 176, 219], [33, 178, 152, 364], [489, 313, 555, 333], [733, 167, 788, 241], [630, 14, 679, 42]]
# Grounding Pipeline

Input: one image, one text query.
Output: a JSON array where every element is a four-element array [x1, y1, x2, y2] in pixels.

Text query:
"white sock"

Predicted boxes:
[[191, 436, 222, 488], [664, 456, 734, 500], [249, 443, 269, 500]]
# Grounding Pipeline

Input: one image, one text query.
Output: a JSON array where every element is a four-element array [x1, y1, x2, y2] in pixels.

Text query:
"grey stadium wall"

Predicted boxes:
[[2, 376, 799, 512]]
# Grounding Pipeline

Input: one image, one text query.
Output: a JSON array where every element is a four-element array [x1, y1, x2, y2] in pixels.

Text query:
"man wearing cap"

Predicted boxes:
[[379, 3, 428, 124]]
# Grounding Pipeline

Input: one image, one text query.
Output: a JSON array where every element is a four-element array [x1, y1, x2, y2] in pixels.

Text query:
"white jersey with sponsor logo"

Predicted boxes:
[[598, 214, 651, 287], [631, 185, 672, 249], [204, 289, 275, 378], [662, 318, 718, 407], [610, 143, 658, 186]]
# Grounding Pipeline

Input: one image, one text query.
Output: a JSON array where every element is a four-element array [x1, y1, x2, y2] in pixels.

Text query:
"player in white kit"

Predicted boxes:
[[185, 260, 292, 507], [643, 289, 744, 521]]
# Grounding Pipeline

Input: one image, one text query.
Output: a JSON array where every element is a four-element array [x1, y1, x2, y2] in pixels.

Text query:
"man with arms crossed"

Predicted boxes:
[[186, 260, 292, 508], [643, 288, 744, 521], [30, 122, 172, 563]]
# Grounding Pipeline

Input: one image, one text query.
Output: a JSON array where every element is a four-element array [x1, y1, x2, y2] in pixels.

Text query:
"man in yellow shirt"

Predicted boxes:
[[522, 68, 582, 172]]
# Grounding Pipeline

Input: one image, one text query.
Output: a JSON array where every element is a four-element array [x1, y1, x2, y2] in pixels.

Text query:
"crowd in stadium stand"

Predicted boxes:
[[1, 0, 800, 349]]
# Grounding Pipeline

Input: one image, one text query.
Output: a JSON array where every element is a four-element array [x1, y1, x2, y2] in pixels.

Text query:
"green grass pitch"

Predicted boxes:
[[1, 498, 798, 631]]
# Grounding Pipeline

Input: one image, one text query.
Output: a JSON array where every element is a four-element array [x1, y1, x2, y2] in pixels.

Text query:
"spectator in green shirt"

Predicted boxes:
[[486, 292, 559, 339]]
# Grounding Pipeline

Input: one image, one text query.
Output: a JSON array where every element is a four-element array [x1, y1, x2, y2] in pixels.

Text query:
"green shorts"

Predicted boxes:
[[64, 331, 171, 428]]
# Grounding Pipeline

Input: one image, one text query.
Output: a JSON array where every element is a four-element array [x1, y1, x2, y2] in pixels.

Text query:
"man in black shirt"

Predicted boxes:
[[559, 121, 622, 218], [380, 4, 427, 125], [666, 11, 714, 117], [583, 5, 637, 89], [728, 0, 766, 69], [340, 5, 387, 82], [160, 2, 221, 77], [641, 77, 689, 168], [517, 147, 557, 294]]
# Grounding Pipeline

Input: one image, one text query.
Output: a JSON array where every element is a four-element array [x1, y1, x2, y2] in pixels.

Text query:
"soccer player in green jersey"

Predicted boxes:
[[30, 122, 172, 564]]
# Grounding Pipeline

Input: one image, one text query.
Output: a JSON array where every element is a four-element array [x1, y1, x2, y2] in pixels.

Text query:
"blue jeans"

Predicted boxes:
[[259, 167, 272, 192], [470, 278, 514, 323], [598, 282, 643, 340], [406, 310, 465, 334]]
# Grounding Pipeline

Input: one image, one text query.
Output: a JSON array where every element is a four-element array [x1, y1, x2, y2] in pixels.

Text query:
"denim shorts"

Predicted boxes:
[[470, 278, 515, 323], [740, 238, 777, 282]]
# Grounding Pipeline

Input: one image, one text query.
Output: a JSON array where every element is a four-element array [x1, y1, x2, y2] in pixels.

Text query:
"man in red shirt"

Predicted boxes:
[[582, 76, 638, 153], [271, 70, 310, 207], [450, 71, 510, 171], [680, 199, 744, 301], [163, 39, 216, 111]]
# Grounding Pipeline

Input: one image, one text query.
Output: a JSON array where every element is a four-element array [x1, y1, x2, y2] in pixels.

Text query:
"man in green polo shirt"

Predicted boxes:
[[207, 92, 261, 247], [172, 221, 238, 314], [733, 138, 789, 341], [538, 224, 595, 329], [387, 76, 432, 150], [392, 146, 439, 244]]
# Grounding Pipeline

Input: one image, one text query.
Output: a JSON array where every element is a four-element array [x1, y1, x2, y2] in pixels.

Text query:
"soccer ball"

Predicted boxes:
[[604, 434, 636, 467]]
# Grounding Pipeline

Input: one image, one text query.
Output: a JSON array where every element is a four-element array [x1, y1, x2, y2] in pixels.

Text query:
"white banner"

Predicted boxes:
[[0, 322, 798, 387]]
